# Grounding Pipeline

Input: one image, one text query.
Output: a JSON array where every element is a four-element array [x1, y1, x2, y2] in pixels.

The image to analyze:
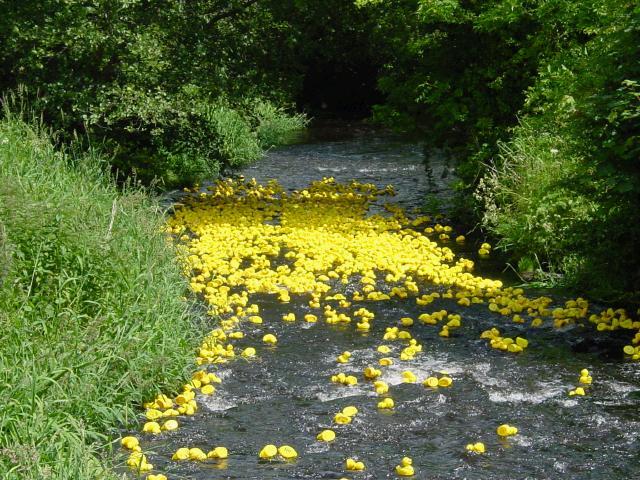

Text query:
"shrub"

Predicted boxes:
[[248, 99, 308, 148]]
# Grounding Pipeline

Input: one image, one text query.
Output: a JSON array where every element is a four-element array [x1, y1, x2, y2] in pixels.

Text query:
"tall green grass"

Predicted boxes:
[[479, 116, 639, 299], [0, 111, 198, 479]]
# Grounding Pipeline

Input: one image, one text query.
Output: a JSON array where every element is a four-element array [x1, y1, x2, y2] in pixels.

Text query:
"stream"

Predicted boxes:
[[128, 126, 640, 480]]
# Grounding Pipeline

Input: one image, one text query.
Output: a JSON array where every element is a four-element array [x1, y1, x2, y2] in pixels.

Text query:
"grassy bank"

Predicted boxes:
[[0, 112, 198, 479], [477, 7, 640, 301]]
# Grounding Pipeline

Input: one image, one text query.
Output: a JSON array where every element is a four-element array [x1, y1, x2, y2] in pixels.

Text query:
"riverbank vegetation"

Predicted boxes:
[[0, 1, 307, 187], [2, 1, 637, 298], [0, 112, 198, 479], [353, 0, 640, 299]]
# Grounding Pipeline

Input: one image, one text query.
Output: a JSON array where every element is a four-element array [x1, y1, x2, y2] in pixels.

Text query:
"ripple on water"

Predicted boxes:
[[314, 386, 371, 403], [199, 394, 238, 412], [486, 383, 565, 404], [382, 358, 462, 386], [316, 166, 348, 173], [136, 132, 639, 480]]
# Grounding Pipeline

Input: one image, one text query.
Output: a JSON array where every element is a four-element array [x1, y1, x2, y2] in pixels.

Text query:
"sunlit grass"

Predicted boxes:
[[0, 109, 198, 479]]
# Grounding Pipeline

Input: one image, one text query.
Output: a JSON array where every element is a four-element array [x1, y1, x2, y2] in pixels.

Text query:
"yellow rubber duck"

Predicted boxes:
[[398, 330, 412, 340], [345, 375, 358, 386], [364, 366, 382, 379], [383, 328, 398, 341], [579, 375, 592, 384], [145, 408, 163, 420], [423, 377, 439, 388], [241, 347, 256, 357], [162, 419, 179, 431], [201, 384, 215, 395], [342, 406, 358, 417], [172, 447, 190, 460], [496, 424, 518, 436], [438, 376, 453, 387], [121, 436, 139, 450], [374, 380, 389, 395], [402, 371, 417, 383], [377, 397, 394, 409], [262, 333, 277, 345], [356, 320, 371, 331], [207, 446, 228, 459], [334, 412, 352, 424], [401, 317, 414, 327], [189, 448, 207, 461], [278, 445, 298, 460], [458, 297, 471, 306], [395, 456, 414, 476], [127, 452, 153, 472], [259, 444, 278, 460], [465, 442, 485, 453], [579, 369, 592, 384], [142, 421, 161, 434], [317, 429, 336, 442], [345, 458, 366, 471], [337, 351, 352, 363], [446, 316, 461, 328]]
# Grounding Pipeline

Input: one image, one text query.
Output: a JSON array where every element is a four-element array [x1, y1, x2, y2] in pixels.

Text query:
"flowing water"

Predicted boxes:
[[133, 126, 640, 479]]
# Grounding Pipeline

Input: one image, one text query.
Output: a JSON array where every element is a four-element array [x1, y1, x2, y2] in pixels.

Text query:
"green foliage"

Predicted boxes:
[[357, 0, 639, 297], [249, 99, 308, 148], [479, 121, 597, 262], [356, 0, 631, 187], [478, 1, 640, 297], [0, 112, 199, 478], [202, 104, 262, 168], [359, 0, 548, 175], [0, 1, 306, 187]]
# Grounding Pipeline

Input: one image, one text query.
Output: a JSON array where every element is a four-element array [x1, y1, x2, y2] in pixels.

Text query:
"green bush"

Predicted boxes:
[[0, 1, 306, 188], [479, 3, 640, 298], [202, 103, 262, 168], [0, 112, 198, 479], [478, 121, 598, 271], [249, 99, 308, 148]]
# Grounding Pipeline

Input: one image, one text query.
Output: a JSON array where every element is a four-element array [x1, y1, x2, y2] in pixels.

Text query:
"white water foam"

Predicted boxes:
[[487, 382, 565, 404], [316, 166, 348, 173], [381, 356, 464, 386], [315, 385, 373, 402], [200, 394, 238, 411]]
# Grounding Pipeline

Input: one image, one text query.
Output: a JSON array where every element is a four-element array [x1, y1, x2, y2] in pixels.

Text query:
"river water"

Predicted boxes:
[[133, 127, 640, 479]]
